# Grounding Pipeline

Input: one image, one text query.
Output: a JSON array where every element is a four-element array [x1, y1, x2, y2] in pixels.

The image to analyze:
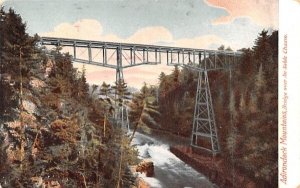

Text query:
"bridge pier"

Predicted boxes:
[[191, 71, 220, 154], [115, 46, 130, 131]]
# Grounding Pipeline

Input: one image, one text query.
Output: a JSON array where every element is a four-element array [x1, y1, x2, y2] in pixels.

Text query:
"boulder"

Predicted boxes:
[[31, 176, 43, 188], [136, 160, 154, 177], [41, 180, 61, 188], [45, 59, 54, 78], [23, 100, 37, 115], [30, 77, 46, 89], [136, 177, 151, 188]]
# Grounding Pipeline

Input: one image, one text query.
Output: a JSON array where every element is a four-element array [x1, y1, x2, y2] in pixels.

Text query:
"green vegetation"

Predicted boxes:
[[0, 8, 138, 187], [0, 7, 278, 187], [129, 83, 160, 137], [129, 30, 278, 187]]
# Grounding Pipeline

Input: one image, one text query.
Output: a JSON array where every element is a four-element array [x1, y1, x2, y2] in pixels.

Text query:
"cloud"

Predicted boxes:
[[41, 19, 120, 41], [41, 19, 234, 49], [84, 69, 115, 83], [127, 26, 173, 44], [204, 0, 278, 28], [175, 34, 233, 49], [74, 63, 174, 88], [42, 20, 174, 45], [41, 19, 237, 88]]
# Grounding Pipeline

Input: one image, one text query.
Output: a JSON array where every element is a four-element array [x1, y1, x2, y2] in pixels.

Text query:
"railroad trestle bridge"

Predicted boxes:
[[39, 37, 242, 154]]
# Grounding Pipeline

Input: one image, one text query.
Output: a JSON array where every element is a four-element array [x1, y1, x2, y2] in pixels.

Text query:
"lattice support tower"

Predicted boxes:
[[191, 70, 220, 154]]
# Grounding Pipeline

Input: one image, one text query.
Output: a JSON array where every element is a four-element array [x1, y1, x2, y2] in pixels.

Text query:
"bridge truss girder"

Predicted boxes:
[[39, 37, 240, 71]]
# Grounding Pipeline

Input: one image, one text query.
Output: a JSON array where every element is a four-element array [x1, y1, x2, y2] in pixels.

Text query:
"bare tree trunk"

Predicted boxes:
[[19, 47, 25, 171], [116, 141, 123, 188], [129, 121, 139, 143], [104, 114, 106, 138], [129, 103, 145, 143]]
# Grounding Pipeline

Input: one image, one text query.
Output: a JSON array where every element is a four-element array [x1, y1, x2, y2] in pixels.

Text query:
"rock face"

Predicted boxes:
[[31, 176, 61, 188], [23, 100, 37, 115], [30, 77, 46, 89], [136, 177, 151, 188], [129, 166, 151, 188], [136, 160, 154, 177], [45, 59, 55, 78]]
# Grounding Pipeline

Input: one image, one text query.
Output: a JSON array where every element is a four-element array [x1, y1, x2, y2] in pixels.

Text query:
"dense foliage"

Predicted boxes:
[[0, 7, 278, 187], [129, 30, 278, 187], [0, 8, 138, 187]]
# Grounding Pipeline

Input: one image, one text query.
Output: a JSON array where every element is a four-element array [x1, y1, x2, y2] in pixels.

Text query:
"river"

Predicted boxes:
[[131, 131, 216, 188]]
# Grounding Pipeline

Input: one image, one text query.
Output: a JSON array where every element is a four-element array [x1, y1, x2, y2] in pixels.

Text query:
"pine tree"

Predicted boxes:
[[172, 65, 180, 83], [112, 79, 131, 108], [129, 83, 160, 141], [239, 48, 254, 76], [99, 82, 113, 137], [253, 30, 274, 71], [91, 84, 98, 98], [255, 63, 266, 93], [128, 83, 148, 135], [158, 72, 168, 97], [0, 8, 139, 187], [0, 8, 38, 117], [180, 66, 194, 85], [159, 72, 166, 82], [77, 65, 89, 100], [99, 81, 112, 99]]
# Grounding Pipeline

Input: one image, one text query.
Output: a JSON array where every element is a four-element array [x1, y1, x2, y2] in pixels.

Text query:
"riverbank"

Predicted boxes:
[[139, 128, 259, 188], [137, 127, 190, 146], [135, 177, 150, 188], [170, 145, 257, 188], [128, 166, 150, 188]]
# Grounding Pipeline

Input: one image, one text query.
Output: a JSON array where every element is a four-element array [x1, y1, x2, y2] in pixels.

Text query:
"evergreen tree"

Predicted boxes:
[[0, 8, 139, 187], [112, 79, 131, 107], [172, 65, 180, 83], [255, 63, 266, 93], [91, 84, 98, 97], [128, 83, 149, 129], [153, 29, 278, 187], [158, 72, 168, 97], [77, 65, 89, 100], [99, 81, 112, 99], [253, 30, 274, 71], [129, 83, 160, 141]]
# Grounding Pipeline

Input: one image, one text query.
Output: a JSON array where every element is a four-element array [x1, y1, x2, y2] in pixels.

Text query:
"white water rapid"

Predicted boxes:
[[131, 132, 216, 188]]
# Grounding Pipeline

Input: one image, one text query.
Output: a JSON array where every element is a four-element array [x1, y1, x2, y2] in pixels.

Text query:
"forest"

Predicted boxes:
[[0, 8, 138, 187], [0, 7, 277, 188], [129, 30, 278, 187]]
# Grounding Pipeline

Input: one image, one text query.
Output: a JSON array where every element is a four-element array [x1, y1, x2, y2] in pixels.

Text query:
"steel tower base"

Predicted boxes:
[[191, 71, 220, 154]]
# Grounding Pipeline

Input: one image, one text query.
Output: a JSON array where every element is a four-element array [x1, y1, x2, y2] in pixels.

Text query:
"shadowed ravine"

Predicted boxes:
[[131, 132, 216, 188]]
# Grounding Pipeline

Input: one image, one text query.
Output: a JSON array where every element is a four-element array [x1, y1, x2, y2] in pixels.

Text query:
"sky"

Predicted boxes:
[[1, 0, 278, 88]]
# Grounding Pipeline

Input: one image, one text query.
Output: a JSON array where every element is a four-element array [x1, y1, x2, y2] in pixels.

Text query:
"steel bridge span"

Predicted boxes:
[[39, 37, 242, 154]]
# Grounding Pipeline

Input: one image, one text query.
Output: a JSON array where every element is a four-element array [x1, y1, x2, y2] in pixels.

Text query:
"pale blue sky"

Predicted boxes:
[[2, 0, 277, 87], [3, 0, 266, 49]]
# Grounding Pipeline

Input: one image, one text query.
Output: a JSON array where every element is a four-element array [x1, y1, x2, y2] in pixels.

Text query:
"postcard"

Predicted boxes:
[[0, 0, 299, 188]]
